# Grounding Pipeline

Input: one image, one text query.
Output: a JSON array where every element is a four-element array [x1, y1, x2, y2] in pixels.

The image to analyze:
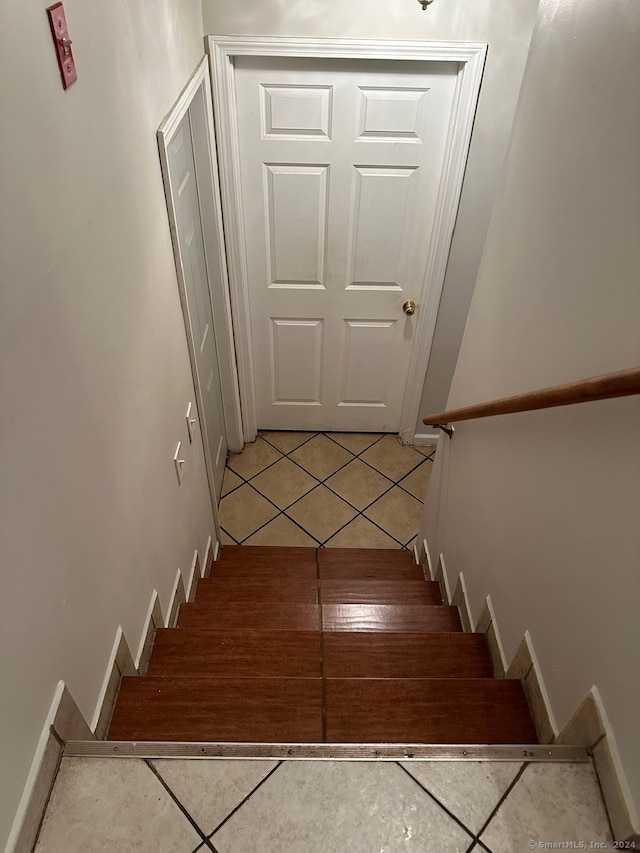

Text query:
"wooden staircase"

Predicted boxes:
[[108, 547, 538, 744]]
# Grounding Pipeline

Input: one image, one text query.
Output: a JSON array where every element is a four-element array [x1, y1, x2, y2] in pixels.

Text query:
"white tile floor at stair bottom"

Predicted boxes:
[[210, 761, 473, 853], [34, 758, 202, 852], [479, 762, 613, 851], [400, 761, 523, 835], [149, 759, 278, 837]]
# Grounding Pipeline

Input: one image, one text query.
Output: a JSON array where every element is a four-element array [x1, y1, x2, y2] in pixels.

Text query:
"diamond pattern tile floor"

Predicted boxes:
[[35, 757, 613, 852], [219, 432, 436, 548]]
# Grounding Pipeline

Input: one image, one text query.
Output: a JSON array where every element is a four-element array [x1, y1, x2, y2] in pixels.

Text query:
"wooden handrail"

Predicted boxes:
[[423, 366, 640, 426]]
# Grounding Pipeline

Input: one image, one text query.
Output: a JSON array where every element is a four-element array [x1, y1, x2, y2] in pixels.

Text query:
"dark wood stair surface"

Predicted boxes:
[[107, 547, 538, 745]]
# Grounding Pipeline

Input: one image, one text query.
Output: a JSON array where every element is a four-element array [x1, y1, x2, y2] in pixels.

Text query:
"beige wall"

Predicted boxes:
[[202, 0, 541, 434], [0, 0, 211, 847], [420, 0, 640, 824]]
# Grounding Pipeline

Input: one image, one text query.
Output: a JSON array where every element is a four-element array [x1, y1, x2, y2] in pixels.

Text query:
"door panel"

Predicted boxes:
[[236, 57, 459, 431], [265, 164, 329, 286], [168, 114, 227, 499], [339, 320, 397, 406], [270, 319, 324, 405]]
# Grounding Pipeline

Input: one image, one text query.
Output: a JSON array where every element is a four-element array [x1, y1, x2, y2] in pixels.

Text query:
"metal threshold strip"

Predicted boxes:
[[64, 742, 589, 762]]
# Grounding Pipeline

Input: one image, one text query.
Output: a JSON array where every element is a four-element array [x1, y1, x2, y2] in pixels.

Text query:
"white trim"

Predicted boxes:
[[421, 537, 434, 580], [413, 432, 440, 447], [452, 572, 473, 634], [186, 551, 201, 602], [158, 55, 244, 469], [437, 553, 452, 603], [522, 629, 559, 737], [203, 534, 216, 577], [90, 627, 136, 737], [166, 569, 186, 629], [134, 590, 161, 672], [207, 36, 487, 440], [4, 683, 65, 853]]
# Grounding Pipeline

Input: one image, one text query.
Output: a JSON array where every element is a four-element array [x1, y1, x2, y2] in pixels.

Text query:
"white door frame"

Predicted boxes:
[[208, 37, 487, 443], [158, 56, 244, 519]]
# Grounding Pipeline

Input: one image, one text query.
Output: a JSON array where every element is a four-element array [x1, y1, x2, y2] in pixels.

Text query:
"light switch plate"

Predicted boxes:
[[47, 3, 77, 90], [185, 402, 197, 444], [173, 442, 185, 485]]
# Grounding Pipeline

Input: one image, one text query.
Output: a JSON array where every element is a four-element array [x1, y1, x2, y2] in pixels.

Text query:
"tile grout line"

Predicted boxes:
[[206, 761, 284, 841], [317, 550, 327, 743], [222, 432, 431, 548], [144, 759, 217, 851], [397, 762, 481, 845], [472, 761, 530, 843]]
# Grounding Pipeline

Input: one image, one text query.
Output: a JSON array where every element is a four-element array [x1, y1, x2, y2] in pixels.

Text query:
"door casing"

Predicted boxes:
[[207, 37, 487, 444], [158, 57, 244, 520]]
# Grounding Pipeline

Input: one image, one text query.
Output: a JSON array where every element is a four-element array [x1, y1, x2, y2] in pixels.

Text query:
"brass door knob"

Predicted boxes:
[[403, 299, 417, 316]]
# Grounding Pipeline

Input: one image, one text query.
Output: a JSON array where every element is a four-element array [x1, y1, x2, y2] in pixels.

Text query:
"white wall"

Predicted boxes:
[[0, 0, 211, 848], [202, 0, 541, 432], [421, 0, 640, 824]]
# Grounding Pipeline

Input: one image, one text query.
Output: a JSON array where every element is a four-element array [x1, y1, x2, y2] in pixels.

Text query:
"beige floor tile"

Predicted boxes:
[[150, 759, 278, 837], [360, 434, 424, 481], [35, 758, 201, 852], [364, 487, 424, 545], [324, 516, 401, 549], [259, 431, 315, 454], [250, 457, 319, 509], [326, 458, 393, 510], [399, 460, 433, 500], [286, 485, 357, 543], [227, 437, 282, 480], [326, 432, 383, 454], [220, 529, 237, 545], [212, 761, 472, 853], [221, 468, 244, 496], [244, 515, 319, 547], [415, 444, 437, 457], [289, 434, 353, 481], [219, 484, 278, 543]]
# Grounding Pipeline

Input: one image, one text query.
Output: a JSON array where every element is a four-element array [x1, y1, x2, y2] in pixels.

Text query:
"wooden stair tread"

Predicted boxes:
[[323, 632, 492, 679], [148, 629, 321, 678], [108, 546, 538, 747], [178, 602, 320, 631], [320, 579, 442, 605], [319, 563, 425, 581], [220, 545, 317, 564], [325, 678, 538, 744], [108, 676, 323, 742], [318, 548, 416, 566], [211, 562, 318, 580], [197, 577, 318, 604], [322, 604, 462, 633]]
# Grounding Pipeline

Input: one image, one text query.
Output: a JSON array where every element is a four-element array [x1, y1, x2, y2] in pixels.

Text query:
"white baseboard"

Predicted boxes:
[[204, 534, 216, 577], [451, 573, 473, 633], [427, 536, 638, 841], [167, 569, 187, 628], [412, 432, 440, 447], [556, 686, 640, 840], [5, 683, 94, 853], [135, 591, 163, 676], [186, 551, 201, 603], [435, 553, 452, 605], [420, 538, 434, 581], [91, 627, 137, 739]]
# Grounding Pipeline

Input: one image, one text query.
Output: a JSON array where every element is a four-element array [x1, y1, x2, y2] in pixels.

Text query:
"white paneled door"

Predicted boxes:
[[168, 112, 227, 499], [235, 56, 459, 431]]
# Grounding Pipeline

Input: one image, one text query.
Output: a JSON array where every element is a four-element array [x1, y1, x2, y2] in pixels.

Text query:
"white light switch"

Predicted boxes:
[[186, 402, 197, 443], [174, 442, 186, 484]]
